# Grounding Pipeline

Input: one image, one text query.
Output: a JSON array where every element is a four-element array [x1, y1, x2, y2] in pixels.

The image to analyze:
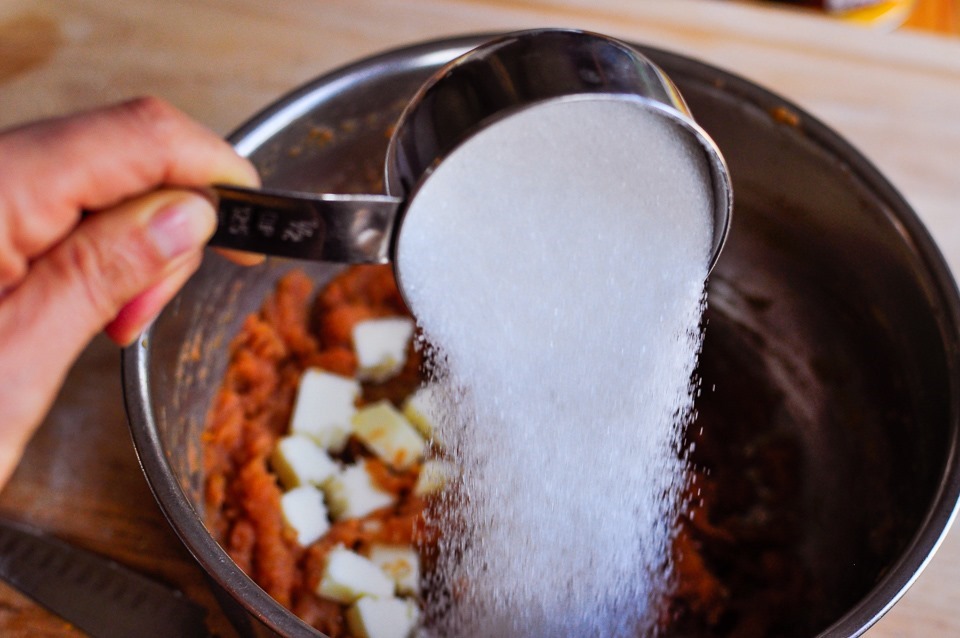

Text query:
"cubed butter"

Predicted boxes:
[[352, 317, 415, 382], [352, 401, 425, 470], [413, 459, 455, 496], [316, 546, 395, 604], [345, 596, 420, 638], [280, 485, 330, 547], [323, 460, 395, 521], [368, 545, 420, 596], [271, 435, 339, 489], [290, 368, 359, 452], [402, 385, 440, 440]]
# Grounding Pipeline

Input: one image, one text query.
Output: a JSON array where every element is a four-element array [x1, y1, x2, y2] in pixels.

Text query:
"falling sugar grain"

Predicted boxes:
[[397, 98, 713, 637]]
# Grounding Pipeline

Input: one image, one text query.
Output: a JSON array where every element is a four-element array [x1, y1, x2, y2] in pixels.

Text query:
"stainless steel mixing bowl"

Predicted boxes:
[[122, 34, 960, 638]]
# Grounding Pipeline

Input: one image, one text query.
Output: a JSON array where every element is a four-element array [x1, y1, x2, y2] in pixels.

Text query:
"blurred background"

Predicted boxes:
[[759, 0, 958, 32]]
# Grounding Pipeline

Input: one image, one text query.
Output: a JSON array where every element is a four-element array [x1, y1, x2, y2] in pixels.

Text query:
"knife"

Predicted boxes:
[[0, 516, 211, 637]]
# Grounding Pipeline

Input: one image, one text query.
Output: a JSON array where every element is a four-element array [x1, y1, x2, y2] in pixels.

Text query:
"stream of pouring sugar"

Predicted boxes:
[[397, 98, 712, 637]]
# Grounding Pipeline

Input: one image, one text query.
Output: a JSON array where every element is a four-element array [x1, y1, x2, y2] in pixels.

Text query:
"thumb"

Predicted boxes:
[[0, 189, 215, 450]]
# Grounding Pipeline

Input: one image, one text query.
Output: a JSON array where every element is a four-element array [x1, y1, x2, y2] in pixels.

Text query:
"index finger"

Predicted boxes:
[[0, 96, 260, 265]]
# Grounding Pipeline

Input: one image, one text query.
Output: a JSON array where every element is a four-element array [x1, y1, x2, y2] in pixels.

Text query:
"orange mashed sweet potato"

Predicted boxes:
[[203, 265, 432, 636], [202, 265, 807, 637]]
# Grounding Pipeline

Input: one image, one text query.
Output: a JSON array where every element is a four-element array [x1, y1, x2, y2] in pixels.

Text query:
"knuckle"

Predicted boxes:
[[0, 252, 27, 290], [0, 199, 29, 288], [122, 95, 180, 126], [51, 233, 117, 321], [117, 96, 185, 147], [49, 230, 154, 322]]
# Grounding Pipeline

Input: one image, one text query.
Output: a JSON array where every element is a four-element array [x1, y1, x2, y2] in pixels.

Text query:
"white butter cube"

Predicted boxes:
[[368, 545, 420, 596], [316, 546, 395, 604], [323, 460, 395, 520], [280, 485, 330, 547], [414, 459, 455, 496], [290, 368, 360, 452], [346, 596, 420, 638], [352, 401, 426, 471], [271, 435, 339, 489], [402, 385, 441, 440], [352, 317, 415, 381]]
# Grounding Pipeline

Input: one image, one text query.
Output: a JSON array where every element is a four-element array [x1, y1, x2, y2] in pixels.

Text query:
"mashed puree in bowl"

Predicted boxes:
[[202, 264, 819, 637], [203, 266, 433, 636]]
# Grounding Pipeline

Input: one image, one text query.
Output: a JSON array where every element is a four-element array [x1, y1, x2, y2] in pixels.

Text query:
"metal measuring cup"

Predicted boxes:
[[209, 29, 732, 276]]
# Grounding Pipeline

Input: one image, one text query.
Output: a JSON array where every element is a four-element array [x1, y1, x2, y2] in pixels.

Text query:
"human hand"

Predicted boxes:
[[0, 97, 260, 489]]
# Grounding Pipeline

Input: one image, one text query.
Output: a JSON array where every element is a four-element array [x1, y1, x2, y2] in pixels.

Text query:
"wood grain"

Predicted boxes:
[[0, 0, 958, 636]]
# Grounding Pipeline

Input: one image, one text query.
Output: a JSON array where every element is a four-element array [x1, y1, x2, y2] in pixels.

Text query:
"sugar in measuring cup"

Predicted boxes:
[[209, 29, 733, 290]]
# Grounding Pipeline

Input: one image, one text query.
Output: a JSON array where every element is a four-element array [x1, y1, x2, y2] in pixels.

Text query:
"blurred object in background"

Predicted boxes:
[[834, 0, 917, 28], [758, 0, 959, 33], [904, 0, 960, 32]]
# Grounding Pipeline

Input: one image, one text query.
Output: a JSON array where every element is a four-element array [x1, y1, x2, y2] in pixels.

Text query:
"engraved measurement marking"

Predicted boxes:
[[257, 211, 279, 237], [228, 206, 252, 236], [281, 219, 320, 243]]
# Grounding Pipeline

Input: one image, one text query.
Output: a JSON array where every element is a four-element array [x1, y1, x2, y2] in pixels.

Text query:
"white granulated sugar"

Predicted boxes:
[[398, 97, 712, 637]]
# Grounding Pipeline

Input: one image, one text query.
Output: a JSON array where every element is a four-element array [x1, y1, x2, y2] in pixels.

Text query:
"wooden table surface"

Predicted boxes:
[[1, 0, 959, 636]]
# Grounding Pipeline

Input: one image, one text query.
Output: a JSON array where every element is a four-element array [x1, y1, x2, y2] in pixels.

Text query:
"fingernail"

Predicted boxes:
[[148, 195, 216, 260]]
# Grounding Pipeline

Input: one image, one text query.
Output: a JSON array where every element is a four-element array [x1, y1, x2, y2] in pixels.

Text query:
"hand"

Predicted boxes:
[[0, 97, 260, 489]]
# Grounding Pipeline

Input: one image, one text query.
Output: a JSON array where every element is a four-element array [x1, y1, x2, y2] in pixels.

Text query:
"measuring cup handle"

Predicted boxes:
[[208, 184, 402, 263]]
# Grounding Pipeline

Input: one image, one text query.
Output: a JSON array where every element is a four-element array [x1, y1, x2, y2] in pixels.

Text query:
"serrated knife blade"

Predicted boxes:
[[0, 517, 211, 637]]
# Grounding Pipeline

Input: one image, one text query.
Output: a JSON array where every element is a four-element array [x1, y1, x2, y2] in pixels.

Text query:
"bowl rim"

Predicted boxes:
[[122, 32, 960, 638]]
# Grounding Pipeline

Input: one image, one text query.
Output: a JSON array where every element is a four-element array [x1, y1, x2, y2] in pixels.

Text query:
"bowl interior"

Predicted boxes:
[[125, 37, 960, 638]]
